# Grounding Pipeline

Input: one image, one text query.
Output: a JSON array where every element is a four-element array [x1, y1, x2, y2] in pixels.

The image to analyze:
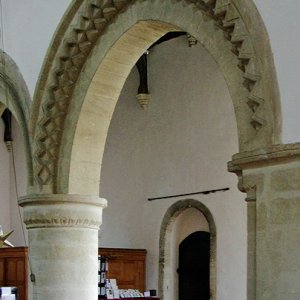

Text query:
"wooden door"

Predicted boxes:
[[178, 231, 210, 300]]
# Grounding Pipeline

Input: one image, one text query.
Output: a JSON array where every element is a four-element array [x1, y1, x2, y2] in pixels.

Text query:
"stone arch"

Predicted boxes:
[[0, 51, 33, 186], [30, 0, 281, 195], [159, 199, 217, 300]]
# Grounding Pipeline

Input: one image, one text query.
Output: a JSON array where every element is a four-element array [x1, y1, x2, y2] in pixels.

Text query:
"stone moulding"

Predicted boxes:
[[18, 194, 107, 229], [31, 0, 281, 192], [228, 143, 300, 203], [23, 217, 102, 229], [32, 0, 131, 189], [228, 143, 300, 171]]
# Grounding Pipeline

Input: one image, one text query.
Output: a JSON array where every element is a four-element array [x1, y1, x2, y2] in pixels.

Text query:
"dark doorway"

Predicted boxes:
[[178, 231, 210, 300]]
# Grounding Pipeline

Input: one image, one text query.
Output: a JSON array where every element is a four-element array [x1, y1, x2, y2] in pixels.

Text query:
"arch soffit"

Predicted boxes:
[[30, 0, 281, 194], [0, 102, 5, 116], [159, 199, 216, 300], [0, 52, 33, 186], [0, 52, 31, 123]]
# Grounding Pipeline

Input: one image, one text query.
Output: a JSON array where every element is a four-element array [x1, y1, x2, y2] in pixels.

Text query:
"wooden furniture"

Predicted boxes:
[[98, 255, 108, 298], [99, 248, 147, 292], [0, 247, 28, 300], [108, 298, 159, 300]]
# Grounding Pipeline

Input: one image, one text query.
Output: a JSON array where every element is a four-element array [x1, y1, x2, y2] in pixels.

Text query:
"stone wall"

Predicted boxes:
[[230, 143, 300, 299]]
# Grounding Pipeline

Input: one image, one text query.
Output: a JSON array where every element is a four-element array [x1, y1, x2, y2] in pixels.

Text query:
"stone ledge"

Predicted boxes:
[[19, 193, 107, 207], [228, 143, 300, 171]]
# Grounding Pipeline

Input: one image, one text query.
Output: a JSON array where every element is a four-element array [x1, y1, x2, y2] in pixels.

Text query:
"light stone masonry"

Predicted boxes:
[[229, 143, 300, 300], [18, 194, 107, 300]]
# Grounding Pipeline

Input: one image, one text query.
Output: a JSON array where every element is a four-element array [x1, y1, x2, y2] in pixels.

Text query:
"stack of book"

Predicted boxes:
[[105, 279, 145, 298]]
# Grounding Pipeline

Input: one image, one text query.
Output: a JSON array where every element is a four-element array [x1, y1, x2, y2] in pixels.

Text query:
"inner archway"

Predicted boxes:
[[98, 32, 246, 299], [159, 200, 216, 300]]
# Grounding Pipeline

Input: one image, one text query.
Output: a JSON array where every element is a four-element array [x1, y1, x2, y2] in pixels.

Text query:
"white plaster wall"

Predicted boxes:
[[9, 117, 27, 246], [174, 209, 209, 244], [252, 0, 300, 143], [0, 114, 27, 246], [1, 0, 71, 97], [100, 37, 247, 300]]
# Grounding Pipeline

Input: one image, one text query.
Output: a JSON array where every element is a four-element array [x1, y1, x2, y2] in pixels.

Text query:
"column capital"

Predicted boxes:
[[228, 143, 300, 198], [19, 194, 107, 230]]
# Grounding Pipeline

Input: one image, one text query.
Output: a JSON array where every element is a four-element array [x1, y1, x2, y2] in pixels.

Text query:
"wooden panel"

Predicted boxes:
[[6, 258, 18, 281], [99, 248, 146, 292], [6, 257, 26, 284], [0, 247, 28, 300], [6, 257, 26, 300], [108, 261, 137, 289], [0, 258, 5, 285]]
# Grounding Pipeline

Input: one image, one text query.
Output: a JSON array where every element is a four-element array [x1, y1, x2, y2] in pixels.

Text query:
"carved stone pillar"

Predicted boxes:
[[229, 143, 300, 300], [19, 194, 107, 300]]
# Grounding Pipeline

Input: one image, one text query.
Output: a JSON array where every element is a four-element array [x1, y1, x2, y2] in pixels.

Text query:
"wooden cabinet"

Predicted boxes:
[[0, 247, 28, 300], [99, 248, 146, 292], [110, 298, 159, 300]]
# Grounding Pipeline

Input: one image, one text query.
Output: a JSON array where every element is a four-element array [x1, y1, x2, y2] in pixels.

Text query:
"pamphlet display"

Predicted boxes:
[[0, 287, 18, 300], [98, 255, 157, 299]]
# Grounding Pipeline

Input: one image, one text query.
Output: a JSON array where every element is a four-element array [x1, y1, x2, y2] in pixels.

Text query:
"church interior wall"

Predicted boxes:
[[0, 115, 27, 246], [1, 0, 71, 97], [0, 118, 10, 233], [253, 0, 300, 143], [0, 1, 299, 300], [9, 117, 27, 246]]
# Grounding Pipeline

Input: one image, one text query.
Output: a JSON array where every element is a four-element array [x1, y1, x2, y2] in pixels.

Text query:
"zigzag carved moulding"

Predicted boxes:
[[33, 0, 266, 188]]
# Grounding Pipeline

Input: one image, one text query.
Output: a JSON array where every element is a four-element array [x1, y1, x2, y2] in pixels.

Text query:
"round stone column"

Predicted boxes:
[[19, 194, 107, 300]]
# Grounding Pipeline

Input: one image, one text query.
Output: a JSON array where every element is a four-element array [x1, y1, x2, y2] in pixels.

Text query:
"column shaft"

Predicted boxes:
[[19, 194, 107, 300]]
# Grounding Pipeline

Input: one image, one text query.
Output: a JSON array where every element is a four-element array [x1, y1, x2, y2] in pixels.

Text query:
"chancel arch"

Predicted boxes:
[[30, 0, 281, 195]]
